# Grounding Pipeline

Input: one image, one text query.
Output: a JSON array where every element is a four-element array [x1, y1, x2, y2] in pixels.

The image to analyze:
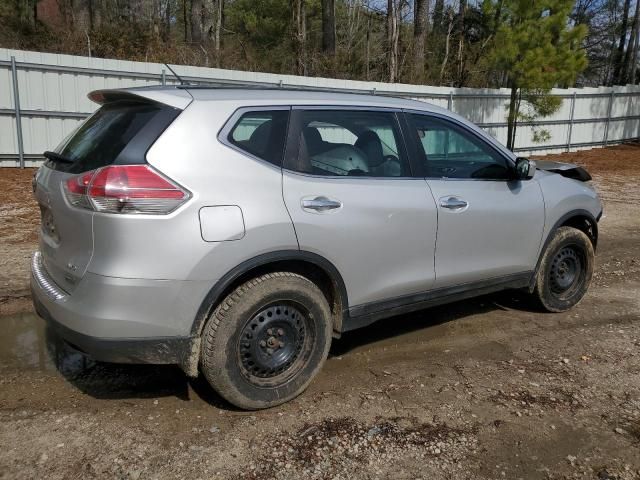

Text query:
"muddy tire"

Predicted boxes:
[[532, 226, 595, 312], [200, 272, 332, 410]]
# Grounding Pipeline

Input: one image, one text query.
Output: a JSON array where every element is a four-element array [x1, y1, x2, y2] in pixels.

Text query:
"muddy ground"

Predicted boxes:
[[0, 144, 639, 480]]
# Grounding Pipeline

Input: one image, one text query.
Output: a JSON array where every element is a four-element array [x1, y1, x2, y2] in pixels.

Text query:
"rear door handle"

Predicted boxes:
[[439, 196, 468, 210], [302, 196, 342, 212]]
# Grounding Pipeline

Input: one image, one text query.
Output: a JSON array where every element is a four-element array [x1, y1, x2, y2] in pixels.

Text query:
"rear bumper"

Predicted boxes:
[[30, 252, 206, 374], [33, 294, 195, 366]]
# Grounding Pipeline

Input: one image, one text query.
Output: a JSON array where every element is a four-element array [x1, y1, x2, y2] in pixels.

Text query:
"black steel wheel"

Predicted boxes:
[[237, 303, 314, 387], [548, 245, 585, 299], [200, 272, 332, 410], [532, 226, 595, 312]]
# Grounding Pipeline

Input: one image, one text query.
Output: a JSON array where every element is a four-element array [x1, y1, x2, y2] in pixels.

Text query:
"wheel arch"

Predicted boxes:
[[191, 250, 349, 338], [529, 208, 600, 290]]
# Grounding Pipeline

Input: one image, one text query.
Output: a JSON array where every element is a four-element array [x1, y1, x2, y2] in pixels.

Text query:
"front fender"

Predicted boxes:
[[537, 171, 602, 245], [531, 171, 602, 289]]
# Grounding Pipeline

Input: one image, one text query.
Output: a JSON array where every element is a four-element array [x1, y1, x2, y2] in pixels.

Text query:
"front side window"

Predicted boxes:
[[288, 110, 410, 177], [411, 114, 511, 180], [228, 110, 289, 166]]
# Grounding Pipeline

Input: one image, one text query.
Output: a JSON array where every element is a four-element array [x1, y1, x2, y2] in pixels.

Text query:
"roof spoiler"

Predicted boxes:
[[88, 87, 192, 110]]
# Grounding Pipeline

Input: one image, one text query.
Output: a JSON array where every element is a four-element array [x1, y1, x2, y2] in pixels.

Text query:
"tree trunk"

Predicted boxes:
[[439, 12, 453, 83], [413, 0, 429, 82], [613, 0, 632, 84], [190, 0, 203, 44], [387, 0, 399, 82], [130, 0, 143, 23], [456, 0, 467, 86], [622, 0, 640, 83], [321, 0, 336, 55], [214, 0, 223, 67], [365, 14, 371, 80], [432, 0, 444, 33], [152, 0, 160, 39], [184, 0, 189, 42], [87, 0, 94, 30], [506, 84, 519, 151], [632, 25, 640, 83], [168, 0, 172, 41], [292, 0, 307, 75]]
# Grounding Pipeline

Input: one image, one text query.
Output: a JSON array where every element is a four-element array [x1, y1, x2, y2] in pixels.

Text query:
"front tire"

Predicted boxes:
[[200, 272, 332, 410], [532, 226, 595, 312]]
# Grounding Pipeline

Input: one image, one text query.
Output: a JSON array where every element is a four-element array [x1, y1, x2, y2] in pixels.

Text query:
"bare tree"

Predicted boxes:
[[183, 0, 188, 42], [344, 0, 362, 56], [167, 1, 173, 41], [613, 0, 631, 84], [322, 0, 336, 55], [633, 22, 640, 82], [292, 0, 307, 75], [439, 11, 454, 83], [191, 0, 203, 44], [432, 0, 444, 32], [413, 0, 429, 82], [456, 0, 467, 86], [213, 0, 224, 67], [363, 8, 374, 80], [622, 0, 640, 83], [387, 0, 400, 82]]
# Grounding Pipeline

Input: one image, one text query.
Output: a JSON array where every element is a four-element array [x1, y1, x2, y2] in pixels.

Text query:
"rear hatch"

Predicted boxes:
[[34, 90, 188, 293]]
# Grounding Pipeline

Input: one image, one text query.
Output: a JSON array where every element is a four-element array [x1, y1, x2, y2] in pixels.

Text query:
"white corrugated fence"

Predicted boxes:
[[1, 48, 639, 167]]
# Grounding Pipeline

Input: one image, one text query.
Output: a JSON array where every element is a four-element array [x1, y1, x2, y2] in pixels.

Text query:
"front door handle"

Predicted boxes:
[[439, 196, 468, 210], [302, 196, 342, 212]]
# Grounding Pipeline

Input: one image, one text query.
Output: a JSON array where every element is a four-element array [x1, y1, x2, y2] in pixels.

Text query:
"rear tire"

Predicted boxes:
[[200, 272, 332, 410], [532, 226, 594, 312]]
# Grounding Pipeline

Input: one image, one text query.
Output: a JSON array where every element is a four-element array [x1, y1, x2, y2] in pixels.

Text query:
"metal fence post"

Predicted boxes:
[[566, 92, 576, 152], [603, 90, 615, 146], [10, 56, 25, 169], [448, 92, 453, 112], [161, 69, 166, 86]]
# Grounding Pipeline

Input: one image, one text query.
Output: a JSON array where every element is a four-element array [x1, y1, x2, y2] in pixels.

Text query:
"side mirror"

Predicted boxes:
[[515, 157, 536, 180]]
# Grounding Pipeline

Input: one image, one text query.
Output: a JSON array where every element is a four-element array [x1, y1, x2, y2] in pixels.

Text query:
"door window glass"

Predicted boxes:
[[288, 110, 410, 177], [411, 114, 511, 180]]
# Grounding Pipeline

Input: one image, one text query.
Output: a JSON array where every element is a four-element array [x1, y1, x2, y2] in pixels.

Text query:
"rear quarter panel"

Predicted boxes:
[[88, 100, 299, 283]]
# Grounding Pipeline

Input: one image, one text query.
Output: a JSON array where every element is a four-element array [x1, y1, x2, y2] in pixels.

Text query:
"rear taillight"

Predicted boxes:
[[64, 171, 95, 210], [63, 165, 190, 215]]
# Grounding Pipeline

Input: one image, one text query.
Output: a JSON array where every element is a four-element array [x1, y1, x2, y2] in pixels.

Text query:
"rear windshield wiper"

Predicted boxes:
[[43, 151, 75, 164]]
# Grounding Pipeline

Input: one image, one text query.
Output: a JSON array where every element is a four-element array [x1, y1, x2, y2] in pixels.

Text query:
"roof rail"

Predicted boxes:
[[174, 83, 393, 98]]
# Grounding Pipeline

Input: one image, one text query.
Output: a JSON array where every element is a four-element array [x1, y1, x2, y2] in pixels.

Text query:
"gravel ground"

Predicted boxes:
[[0, 144, 639, 480]]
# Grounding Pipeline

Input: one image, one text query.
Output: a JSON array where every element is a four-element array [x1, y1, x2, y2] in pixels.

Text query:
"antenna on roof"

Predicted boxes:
[[164, 63, 187, 85]]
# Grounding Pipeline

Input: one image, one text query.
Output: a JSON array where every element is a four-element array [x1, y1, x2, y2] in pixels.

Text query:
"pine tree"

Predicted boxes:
[[486, 0, 588, 150]]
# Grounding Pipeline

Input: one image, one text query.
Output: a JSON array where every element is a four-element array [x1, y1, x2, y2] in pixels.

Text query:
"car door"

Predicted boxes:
[[282, 107, 438, 309], [406, 112, 545, 288]]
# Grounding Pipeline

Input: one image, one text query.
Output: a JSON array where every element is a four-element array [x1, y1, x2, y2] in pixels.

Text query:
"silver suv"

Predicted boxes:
[[32, 87, 602, 409]]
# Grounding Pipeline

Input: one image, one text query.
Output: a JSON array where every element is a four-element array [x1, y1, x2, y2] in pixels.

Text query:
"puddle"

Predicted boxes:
[[0, 312, 94, 375], [0, 312, 195, 401]]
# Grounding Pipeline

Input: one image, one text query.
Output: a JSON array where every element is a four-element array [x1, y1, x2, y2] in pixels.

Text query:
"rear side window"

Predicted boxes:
[[51, 102, 178, 173], [228, 110, 289, 166]]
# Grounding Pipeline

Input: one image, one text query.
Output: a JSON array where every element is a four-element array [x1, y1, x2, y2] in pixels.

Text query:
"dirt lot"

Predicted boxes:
[[1, 144, 639, 480]]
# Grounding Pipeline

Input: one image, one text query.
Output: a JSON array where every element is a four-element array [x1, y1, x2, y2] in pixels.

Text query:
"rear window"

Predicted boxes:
[[49, 102, 178, 173], [228, 110, 289, 166]]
